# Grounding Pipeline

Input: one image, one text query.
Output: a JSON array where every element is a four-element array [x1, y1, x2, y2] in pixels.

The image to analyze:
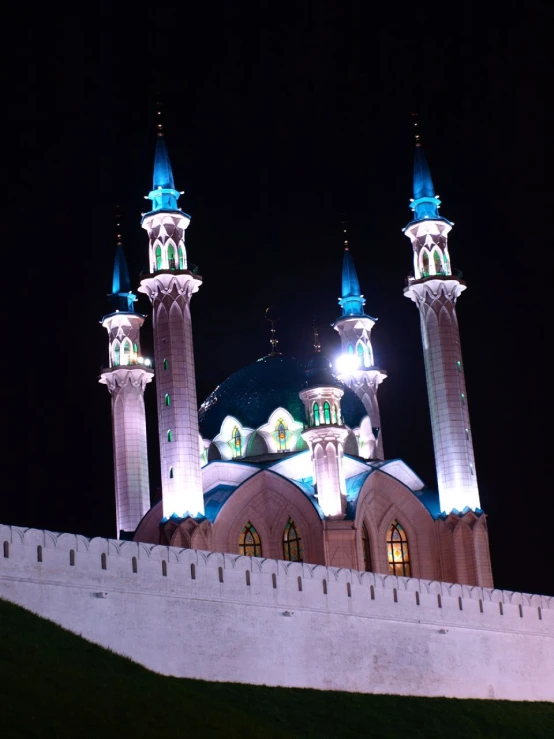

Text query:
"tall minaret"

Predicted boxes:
[[138, 123, 204, 519], [333, 236, 387, 460], [99, 237, 153, 537], [403, 134, 480, 514], [300, 349, 349, 518]]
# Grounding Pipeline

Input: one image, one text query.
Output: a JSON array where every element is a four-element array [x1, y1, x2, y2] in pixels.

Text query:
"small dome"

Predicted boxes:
[[199, 354, 367, 440], [305, 352, 341, 389]]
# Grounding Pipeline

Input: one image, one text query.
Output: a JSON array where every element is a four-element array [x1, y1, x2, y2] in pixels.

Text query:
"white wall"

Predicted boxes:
[[1, 523, 552, 701]]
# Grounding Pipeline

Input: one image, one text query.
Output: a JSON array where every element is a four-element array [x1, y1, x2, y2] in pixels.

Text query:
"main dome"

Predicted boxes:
[[198, 354, 367, 440]]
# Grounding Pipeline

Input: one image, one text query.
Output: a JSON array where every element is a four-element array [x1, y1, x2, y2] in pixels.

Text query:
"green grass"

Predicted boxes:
[[0, 598, 552, 738]]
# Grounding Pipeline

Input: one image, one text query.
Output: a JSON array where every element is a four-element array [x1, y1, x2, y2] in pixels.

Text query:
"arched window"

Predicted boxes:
[[233, 426, 242, 458], [238, 522, 262, 557], [113, 342, 120, 367], [167, 430, 173, 442], [386, 520, 410, 577], [331, 405, 337, 424], [421, 250, 429, 276], [348, 344, 354, 355], [163, 358, 168, 370], [169, 466, 174, 479], [443, 250, 450, 274], [283, 518, 303, 562], [178, 245, 185, 270], [277, 420, 287, 451], [357, 343, 364, 365], [313, 402, 320, 427], [165, 393, 171, 406], [133, 342, 138, 359], [362, 522, 372, 572], [155, 244, 163, 271], [433, 250, 443, 275], [122, 340, 131, 365], [167, 242, 176, 270], [323, 401, 331, 425]]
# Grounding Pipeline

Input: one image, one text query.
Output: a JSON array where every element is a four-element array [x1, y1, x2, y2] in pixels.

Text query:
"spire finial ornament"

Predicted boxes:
[[265, 306, 281, 356], [341, 220, 349, 251], [411, 111, 421, 148], [312, 322, 321, 353], [156, 93, 164, 137], [115, 204, 123, 247]]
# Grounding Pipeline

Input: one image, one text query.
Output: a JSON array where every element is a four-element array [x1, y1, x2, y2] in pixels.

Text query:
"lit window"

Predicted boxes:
[[163, 358, 168, 370], [167, 242, 176, 270], [313, 403, 320, 427], [331, 405, 337, 424], [133, 342, 138, 356], [165, 393, 171, 406], [422, 250, 429, 276], [387, 520, 410, 577], [169, 466, 174, 479], [323, 401, 331, 425], [155, 244, 163, 271], [123, 340, 131, 365], [362, 522, 372, 572], [469, 463, 474, 475], [113, 342, 120, 367], [167, 430, 172, 442], [461, 393, 466, 405], [434, 250, 443, 275], [465, 428, 470, 440], [348, 344, 354, 355], [239, 522, 262, 557], [233, 426, 242, 458], [357, 343, 364, 364], [283, 518, 303, 562], [277, 420, 287, 451], [457, 360, 462, 372], [178, 245, 185, 270]]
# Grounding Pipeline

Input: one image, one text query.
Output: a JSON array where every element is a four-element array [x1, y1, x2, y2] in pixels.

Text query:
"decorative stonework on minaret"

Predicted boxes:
[[333, 239, 387, 460], [138, 126, 204, 519], [403, 138, 480, 514], [99, 240, 153, 537], [300, 353, 349, 518]]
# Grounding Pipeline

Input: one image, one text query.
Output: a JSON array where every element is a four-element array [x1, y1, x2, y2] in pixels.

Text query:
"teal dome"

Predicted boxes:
[[199, 354, 367, 440]]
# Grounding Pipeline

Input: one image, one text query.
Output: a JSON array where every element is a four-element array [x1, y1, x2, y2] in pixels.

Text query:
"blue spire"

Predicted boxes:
[[338, 248, 366, 317], [146, 133, 182, 212], [410, 145, 442, 221], [108, 244, 136, 313]]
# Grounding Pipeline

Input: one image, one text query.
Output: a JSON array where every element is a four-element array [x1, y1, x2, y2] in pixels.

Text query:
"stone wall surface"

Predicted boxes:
[[1, 524, 552, 701]]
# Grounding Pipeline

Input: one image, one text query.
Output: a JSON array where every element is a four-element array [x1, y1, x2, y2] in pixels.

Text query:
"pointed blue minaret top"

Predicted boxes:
[[338, 248, 366, 318], [108, 244, 136, 313], [409, 144, 447, 222], [146, 130, 182, 213]]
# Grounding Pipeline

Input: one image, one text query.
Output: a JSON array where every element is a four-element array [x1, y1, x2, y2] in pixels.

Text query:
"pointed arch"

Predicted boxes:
[[238, 522, 262, 557], [386, 520, 410, 577], [112, 340, 121, 367], [122, 339, 132, 365], [277, 419, 287, 451], [233, 426, 242, 458], [155, 243, 163, 271], [167, 241, 176, 270], [323, 401, 331, 425], [420, 249, 430, 277], [283, 518, 303, 562], [178, 244, 186, 270], [313, 402, 320, 427], [433, 249, 443, 275]]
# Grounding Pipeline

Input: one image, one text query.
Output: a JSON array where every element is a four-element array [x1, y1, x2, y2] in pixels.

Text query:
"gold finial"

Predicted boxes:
[[265, 306, 281, 356], [411, 111, 421, 147], [156, 93, 164, 137], [115, 205, 123, 246], [313, 323, 321, 353]]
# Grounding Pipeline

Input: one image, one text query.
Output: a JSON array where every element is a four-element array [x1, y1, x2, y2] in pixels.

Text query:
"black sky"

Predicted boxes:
[[6, 2, 552, 595]]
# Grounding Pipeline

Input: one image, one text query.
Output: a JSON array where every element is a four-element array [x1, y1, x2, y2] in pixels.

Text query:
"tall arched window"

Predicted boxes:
[[386, 520, 410, 577], [313, 402, 320, 427], [239, 522, 262, 557], [122, 340, 131, 365], [165, 393, 171, 406], [155, 244, 163, 271], [348, 344, 354, 355], [277, 420, 287, 451], [233, 426, 242, 458], [323, 401, 331, 425], [167, 242, 176, 269], [283, 518, 303, 562], [113, 341, 120, 367], [331, 405, 337, 424], [443, 250, 450, 274], [178, 245, 185, 270], [361, 522, 372, 572], [133, 342, 138, 359], [357, 343, 364, 365], [167, 430, 173, 442], [421, 250, 429, 276], [433, 250, 443, 275]]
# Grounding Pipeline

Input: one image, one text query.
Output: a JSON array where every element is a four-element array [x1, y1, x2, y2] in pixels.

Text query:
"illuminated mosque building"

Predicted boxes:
[[100, 128, 493, 589]]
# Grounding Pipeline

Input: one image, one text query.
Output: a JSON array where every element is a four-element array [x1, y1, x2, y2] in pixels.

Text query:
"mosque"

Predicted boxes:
[[99, 124, 493, 589]]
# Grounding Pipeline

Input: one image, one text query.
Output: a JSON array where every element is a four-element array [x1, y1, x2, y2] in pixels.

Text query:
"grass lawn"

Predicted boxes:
[[0, 598, 552, 738]]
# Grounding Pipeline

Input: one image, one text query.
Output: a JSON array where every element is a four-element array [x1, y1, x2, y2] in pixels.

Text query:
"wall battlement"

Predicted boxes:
[[1, 523, 553, 701]]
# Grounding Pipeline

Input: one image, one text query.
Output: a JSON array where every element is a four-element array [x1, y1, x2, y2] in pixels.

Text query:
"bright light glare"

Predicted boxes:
[[144, 358, 152, 367], [335, 354, 360, 374]]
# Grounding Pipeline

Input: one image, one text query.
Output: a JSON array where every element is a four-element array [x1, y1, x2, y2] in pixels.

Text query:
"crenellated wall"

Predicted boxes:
[[1, 523, 552, 701]]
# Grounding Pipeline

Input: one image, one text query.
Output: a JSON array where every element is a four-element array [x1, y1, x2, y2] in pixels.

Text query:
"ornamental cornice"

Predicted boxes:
[[99, 366, 154, 392]]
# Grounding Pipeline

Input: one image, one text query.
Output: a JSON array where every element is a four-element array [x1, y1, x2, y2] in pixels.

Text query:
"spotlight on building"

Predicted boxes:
[[334, 354, 361, 374]]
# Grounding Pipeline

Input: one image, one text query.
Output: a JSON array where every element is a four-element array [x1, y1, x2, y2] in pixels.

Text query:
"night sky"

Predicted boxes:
[[7, 3, 552, 595]]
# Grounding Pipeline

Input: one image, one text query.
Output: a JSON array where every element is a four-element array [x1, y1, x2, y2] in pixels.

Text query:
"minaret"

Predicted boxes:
[[300, 346, 349, 518], [333, 234, 387, 460], [403, 133, 480, 514], [138, 122, 204, 519], [99, 235, 153, 537]]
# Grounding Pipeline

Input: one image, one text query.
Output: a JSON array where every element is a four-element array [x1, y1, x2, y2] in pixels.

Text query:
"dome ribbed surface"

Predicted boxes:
[[198, 354, 367, 440]]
